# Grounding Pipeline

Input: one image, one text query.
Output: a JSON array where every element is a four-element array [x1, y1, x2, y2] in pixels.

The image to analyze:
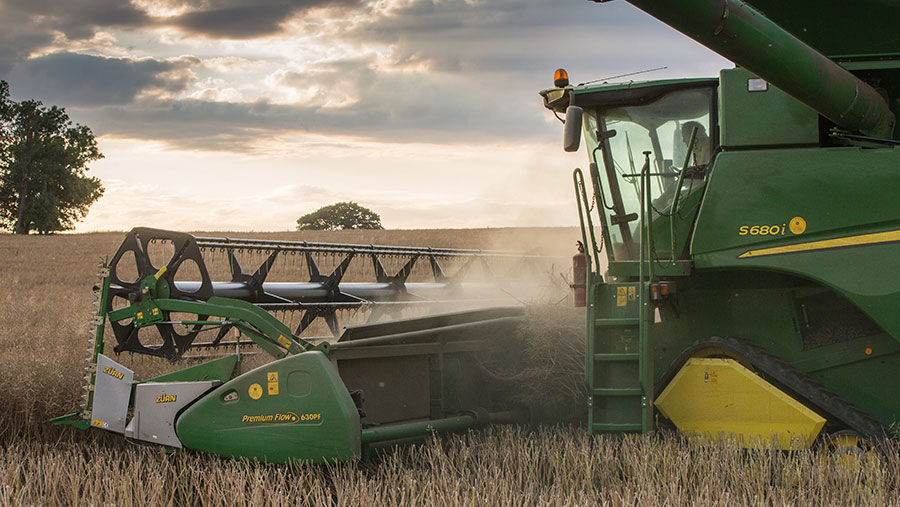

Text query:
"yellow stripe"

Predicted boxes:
[[739, 229, 900, 259]]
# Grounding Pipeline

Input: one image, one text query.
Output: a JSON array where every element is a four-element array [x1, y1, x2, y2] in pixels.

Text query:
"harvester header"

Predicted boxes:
[[54, 228, 566, 462]]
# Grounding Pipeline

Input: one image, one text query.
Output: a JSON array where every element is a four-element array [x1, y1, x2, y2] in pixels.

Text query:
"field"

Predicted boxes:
[[1, 229, 899, 506]]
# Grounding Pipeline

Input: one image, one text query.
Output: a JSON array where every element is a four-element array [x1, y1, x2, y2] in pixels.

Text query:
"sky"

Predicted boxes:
[[0, 0, 729, 232]]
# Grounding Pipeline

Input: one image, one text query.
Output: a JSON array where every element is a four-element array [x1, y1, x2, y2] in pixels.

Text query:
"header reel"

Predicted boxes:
[[106, 228, 215, 358], [104, 227, 560, 361]]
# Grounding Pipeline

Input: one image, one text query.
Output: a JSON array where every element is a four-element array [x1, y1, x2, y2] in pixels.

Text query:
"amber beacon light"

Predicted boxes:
[[554, 68, 569, 87]]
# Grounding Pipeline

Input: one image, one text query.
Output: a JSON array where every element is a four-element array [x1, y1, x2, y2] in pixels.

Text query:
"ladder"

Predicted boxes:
[[574, 166, 654, 435], [587, 281, 652, 433]]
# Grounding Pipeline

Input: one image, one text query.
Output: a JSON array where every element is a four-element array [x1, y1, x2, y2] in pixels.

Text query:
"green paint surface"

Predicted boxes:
[[692, 146, 900, 342], [176, 351, 360, 463]]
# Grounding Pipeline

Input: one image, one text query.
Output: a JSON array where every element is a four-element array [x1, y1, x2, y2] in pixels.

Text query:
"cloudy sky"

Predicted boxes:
[[1, 0, 728, 232]]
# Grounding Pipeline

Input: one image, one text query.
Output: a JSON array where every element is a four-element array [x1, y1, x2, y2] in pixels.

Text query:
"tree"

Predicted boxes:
[[0, 80, 104, 234], [296, 201, 384, 231]]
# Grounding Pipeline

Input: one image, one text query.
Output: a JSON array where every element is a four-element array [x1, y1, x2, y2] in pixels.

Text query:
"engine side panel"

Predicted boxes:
[[691, 147, 900, 342]]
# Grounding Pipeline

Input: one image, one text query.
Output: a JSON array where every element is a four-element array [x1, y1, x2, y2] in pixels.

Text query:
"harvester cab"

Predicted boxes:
[[544, 0, 900, 449], [546, 76, 718, 263]]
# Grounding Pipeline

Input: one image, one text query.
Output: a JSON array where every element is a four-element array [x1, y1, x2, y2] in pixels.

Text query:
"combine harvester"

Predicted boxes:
[[53, 228, 563, 462], [542, 0, 900, 448], [56, 0, 900, 461]]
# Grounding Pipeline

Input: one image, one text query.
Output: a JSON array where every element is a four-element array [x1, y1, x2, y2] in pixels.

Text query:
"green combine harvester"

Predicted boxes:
[[541, 0, 900, 449], [55, 0, 900, 461]]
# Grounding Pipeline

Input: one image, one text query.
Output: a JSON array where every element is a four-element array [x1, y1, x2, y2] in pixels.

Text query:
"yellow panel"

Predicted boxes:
[[656, 358, 825, 450]]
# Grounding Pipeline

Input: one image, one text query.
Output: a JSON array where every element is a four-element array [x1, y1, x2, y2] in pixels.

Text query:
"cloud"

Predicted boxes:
[[0, 7, 58, 74], [276, 57, 377, 107], [344, 0, 657, 74], [71, 72, 549, 149], [0, 0, 150, 41], [165, 0, 363, 39], [1, 0, 729, 151], [5, 53, 198, 107], [0, 0, 361, 76], [0, 0, 357, 43], [0, 1, 149, 77]]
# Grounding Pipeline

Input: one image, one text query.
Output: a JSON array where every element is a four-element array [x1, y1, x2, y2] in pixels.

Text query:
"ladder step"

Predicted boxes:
[[594, 318, 640, 327], [593, 353, 640, 361], [592, 388, 642, 396], [591, 423, 643, 432]]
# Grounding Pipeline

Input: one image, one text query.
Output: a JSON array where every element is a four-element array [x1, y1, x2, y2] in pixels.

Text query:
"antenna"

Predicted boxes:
[[578, 66, 668, 86]]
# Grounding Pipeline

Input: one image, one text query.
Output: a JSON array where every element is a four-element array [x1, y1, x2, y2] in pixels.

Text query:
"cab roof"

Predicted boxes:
[[541, 77, 717, 113]]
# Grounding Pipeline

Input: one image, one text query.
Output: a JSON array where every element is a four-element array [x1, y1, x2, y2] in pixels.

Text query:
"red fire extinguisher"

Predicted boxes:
[[572, 241, 586, 307]]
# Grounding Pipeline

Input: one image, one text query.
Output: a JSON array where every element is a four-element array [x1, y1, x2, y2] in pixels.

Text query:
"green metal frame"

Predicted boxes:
[[51, 263, 112, 429], [107, 295, 321, 358]]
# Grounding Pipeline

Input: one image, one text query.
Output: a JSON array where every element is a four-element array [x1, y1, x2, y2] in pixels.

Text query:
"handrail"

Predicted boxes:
[[574, 168, 597, 402], [587, 163, 616, 258], [639, 154, 646, 279], [639, 152, 655, 283], [573, 169, 600, 270], [639, 150, 653, 433]]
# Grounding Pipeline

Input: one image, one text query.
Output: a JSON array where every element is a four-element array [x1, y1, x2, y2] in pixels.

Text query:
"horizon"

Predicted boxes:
[[1, 224, 584, 235]]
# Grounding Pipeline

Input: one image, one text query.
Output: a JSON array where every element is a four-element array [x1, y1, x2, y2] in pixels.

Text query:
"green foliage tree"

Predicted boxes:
[[0, 80, 104, 234], [296, 201, 384, 231]]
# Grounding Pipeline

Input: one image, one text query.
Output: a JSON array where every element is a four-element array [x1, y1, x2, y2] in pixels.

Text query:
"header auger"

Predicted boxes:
[[54, 227, 565, 462]]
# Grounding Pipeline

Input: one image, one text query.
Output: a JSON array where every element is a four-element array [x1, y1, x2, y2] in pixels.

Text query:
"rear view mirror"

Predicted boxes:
[[564, 106, 583, 152]]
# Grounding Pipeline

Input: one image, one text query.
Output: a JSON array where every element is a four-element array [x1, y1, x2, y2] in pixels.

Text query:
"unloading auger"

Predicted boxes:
[[53, 227, 562, 462]]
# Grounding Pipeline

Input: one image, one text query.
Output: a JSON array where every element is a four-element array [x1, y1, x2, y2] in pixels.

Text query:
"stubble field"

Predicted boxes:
[[0, 229, 898, 506]]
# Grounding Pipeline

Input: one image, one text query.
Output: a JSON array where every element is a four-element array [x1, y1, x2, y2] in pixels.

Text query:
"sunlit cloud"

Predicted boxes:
[[29, 31, 128, 58]]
